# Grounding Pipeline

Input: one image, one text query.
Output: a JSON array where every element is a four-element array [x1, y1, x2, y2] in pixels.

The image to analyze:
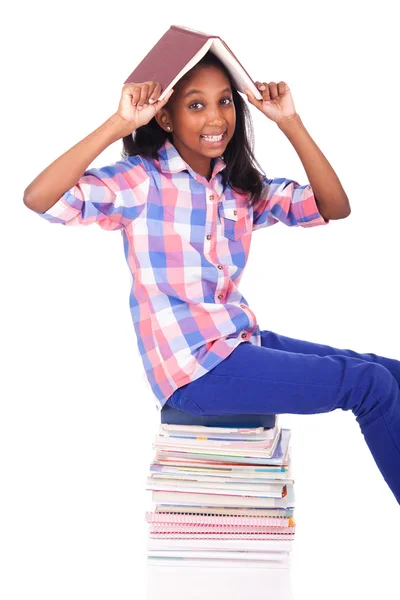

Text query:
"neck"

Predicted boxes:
[[172, 137, 213, 179]]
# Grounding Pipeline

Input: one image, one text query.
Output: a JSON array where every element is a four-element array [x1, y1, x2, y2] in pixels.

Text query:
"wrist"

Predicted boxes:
[[106, 113, 136, 141], [276, 112, 302, 131]]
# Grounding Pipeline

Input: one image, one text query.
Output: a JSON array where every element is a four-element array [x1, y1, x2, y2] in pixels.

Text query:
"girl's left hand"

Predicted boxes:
[[244, 81, 297, 124]]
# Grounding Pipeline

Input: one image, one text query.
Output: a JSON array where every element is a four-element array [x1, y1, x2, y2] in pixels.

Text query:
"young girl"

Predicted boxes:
[[23, 52, 400, 505]]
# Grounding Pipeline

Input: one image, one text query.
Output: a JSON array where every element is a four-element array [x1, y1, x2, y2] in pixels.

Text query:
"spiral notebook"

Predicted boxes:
[[146, 512, 296, 527], [154, 506, 295, 517], [149, 526, 294, 536]]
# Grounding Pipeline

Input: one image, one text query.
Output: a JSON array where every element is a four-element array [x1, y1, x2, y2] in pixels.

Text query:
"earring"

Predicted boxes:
[[167, 126, 171, 131]]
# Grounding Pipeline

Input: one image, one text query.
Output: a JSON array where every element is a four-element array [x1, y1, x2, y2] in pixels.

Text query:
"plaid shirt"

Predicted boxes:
[[36, 138, 329, 411]]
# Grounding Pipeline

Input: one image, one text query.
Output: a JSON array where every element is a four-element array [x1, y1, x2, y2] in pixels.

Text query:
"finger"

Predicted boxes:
[[138, 84, 149, 109], [261, 82, 271, 102], [145, 82, 157, 104], [268, 82, 279, 99], [159, 88, 174, 105], [278, 81, 288, 95], [148, 82, 162, 104], [244, 87, 257, 104], [154, 88, 174, 111], [127, 85, 141, 106]]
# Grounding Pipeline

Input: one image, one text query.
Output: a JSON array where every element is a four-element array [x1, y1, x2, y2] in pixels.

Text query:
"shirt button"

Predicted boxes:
[[218, 294, 223, 299], [218, 265, 223, 269], [210, 195, 214, 200], [206, 234, 212, 240], [240, 304, 246, 308], [234, 209, 238, 216], [241, 332, 248, 339]]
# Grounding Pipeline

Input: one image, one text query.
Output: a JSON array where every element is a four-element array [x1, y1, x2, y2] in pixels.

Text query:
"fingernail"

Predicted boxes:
[[260, 85, 266, 89], [137, 106, 142, 110], [148, 99, 155, 104]]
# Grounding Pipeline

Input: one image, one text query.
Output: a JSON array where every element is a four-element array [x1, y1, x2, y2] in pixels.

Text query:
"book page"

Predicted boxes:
[[210, 39, 262, 99]]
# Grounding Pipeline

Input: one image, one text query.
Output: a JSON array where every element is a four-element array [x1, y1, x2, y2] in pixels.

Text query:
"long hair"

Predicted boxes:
[[120, 51, 266, 207]]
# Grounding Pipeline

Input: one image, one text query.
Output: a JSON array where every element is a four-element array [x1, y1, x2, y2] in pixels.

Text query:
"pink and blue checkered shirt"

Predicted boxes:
[[37, 138, 329, 411]]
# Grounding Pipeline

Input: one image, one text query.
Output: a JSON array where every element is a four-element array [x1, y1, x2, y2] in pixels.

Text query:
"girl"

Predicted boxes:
[[23, 52, 400, 504]]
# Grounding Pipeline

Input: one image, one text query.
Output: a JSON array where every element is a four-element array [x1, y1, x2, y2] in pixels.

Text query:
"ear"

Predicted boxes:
[[155, 108, 171, 132]]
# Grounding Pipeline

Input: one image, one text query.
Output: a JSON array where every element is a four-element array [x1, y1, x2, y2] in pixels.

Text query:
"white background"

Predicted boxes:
[[2, 1, 400, 598]]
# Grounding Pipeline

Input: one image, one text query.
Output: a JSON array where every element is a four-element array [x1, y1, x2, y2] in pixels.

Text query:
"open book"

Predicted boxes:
[[123, 25, 263, 101]]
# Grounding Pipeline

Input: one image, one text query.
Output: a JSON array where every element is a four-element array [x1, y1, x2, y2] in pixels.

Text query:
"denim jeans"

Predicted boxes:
[[167, 329, 400, 504]]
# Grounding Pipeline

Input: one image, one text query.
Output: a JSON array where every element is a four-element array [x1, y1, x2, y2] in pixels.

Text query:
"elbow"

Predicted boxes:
[[342, 206, 351, 219], [23, 193, 45, 214], [325, 207, 351, 221], [338, 199, 351, 219], [338, 194, 352, 219], [23, 193, 35, 210], [319, 196, 351, 221], [333, 204, 351, 220]]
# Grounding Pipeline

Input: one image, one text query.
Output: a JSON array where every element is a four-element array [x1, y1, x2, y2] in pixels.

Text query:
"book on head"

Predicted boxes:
[[123, 25, 263, 101]]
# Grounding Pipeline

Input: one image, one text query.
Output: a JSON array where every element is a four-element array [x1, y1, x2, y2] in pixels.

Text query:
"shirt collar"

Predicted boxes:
[[157, 138, 227, 180]]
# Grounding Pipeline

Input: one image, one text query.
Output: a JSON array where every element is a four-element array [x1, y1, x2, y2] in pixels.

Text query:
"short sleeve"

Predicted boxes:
[[35, 155, 150, 231], [252, 176, 329, 231]]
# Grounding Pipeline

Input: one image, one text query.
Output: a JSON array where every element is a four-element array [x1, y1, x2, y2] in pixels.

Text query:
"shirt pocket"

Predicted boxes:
[[218, 201, 250, 241]]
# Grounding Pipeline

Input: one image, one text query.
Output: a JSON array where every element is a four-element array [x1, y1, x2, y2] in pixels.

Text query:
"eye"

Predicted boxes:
[[188, 97, 233, 109]]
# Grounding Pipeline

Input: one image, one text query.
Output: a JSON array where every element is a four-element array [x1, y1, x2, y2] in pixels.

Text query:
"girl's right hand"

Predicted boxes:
[[115, 81, 174, 134]]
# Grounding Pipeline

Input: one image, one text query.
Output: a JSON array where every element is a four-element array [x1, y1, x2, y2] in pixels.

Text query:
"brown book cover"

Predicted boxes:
[[123, 25, 262, 101]]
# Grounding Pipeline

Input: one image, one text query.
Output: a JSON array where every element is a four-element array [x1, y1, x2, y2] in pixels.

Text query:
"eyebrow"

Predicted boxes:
[[183, 87, 232, 98]]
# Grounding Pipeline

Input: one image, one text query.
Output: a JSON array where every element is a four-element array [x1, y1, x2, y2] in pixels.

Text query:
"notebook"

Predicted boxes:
[[151, 482, 295, 509], [146, 512, 296, 527], [147, 536, 293, 552]]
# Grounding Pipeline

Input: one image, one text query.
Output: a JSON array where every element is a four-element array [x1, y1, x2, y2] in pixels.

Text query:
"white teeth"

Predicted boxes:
[[201, 133, 224, 141]]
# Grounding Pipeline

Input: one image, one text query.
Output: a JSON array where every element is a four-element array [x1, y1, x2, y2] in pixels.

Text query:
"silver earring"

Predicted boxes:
[[167, 126, 171, 131]]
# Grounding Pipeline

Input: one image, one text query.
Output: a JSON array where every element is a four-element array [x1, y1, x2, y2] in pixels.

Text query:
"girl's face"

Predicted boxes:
[[157, 65, 236, 180]]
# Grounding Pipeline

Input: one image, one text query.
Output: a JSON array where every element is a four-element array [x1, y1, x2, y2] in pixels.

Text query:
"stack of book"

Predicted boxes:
[[144, 416, 295, 570]]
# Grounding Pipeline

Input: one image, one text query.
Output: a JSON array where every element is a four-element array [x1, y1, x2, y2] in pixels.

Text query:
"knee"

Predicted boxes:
[[349, 362, 397, 419]]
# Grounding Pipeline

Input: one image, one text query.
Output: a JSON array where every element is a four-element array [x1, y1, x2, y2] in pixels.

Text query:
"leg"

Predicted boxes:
[[170, 341, 400, 504], [259, 328, 400, 388]]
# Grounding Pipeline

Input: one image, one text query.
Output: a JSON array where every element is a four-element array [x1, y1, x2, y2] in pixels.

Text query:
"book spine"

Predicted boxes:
[[148, 485, 284, 499], [151, 491, 294, 508], [154, 439, 276, 449], [147, 477, 284, 492], [160, 424, 267, 434], [170, 25, 213, 41]]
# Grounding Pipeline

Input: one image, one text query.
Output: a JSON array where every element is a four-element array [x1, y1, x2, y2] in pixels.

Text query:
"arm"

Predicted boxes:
[[252, 176, 329, 231], [277, 114, 351, 221], [23, 113, 131, 213]]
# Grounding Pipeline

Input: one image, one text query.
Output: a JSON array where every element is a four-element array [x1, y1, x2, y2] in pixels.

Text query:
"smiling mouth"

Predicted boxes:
[[200, 131, 227, 144]]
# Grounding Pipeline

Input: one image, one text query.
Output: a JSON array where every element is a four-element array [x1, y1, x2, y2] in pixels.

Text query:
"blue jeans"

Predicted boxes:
[[167, 329, 400, 504]]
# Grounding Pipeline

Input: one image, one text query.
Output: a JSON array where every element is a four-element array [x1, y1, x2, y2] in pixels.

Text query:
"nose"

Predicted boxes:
[[205, 103, 226, 124]]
